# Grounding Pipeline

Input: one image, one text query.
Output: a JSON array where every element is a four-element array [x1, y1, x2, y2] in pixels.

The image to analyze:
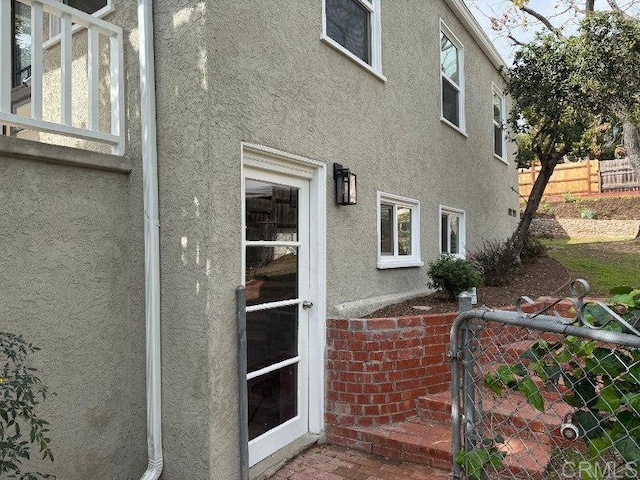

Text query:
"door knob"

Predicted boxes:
[[302, 300, 313, 309]]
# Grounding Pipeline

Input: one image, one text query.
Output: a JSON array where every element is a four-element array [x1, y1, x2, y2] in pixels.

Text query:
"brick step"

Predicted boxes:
[[344, 420, 550, 479], [417, 390, 574, 446]]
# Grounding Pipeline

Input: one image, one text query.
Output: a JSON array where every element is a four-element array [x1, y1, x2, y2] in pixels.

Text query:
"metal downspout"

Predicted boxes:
[[138, 0, 163, 478]]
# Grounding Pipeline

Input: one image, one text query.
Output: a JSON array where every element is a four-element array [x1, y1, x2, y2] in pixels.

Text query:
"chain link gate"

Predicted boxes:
[[450, 280, 640, 480]]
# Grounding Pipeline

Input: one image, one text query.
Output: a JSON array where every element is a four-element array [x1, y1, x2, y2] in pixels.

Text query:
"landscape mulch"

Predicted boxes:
[[366, 255, 572, 318], [534, 194, 640, 220]]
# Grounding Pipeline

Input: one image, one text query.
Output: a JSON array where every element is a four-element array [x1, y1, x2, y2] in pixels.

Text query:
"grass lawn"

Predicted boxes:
[[542, 239, 640, 296]]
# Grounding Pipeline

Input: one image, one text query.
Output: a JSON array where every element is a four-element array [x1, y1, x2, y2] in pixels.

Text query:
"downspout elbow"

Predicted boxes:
[[140, 459, 163, 480]]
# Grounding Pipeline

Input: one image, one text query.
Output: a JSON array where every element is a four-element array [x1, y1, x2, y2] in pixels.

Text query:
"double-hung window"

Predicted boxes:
[[440, 21, 465, 132], [440, 206, 465, 258], [323, 0, 384, 79], [377, 192, 422, 269], [493, 84, 507, 162]]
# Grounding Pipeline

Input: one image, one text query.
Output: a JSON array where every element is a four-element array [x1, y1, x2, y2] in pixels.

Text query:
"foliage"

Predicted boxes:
[[484, 288, 640, 477], [469, 239, 518, 286], [563, 192, 578, 203], [580, 207, 598, 219], [520, 233, 547, 261], [427, 255, 481, 300], [540, 200, 555, 216], [0, 333, 54, 479], [455, 437, 506, 480]]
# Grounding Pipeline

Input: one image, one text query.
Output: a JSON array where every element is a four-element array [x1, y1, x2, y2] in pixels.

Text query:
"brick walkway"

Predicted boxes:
[[269, 443, 451, 480]]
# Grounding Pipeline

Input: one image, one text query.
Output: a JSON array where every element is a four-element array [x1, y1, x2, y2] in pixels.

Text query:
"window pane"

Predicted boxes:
[[248, 364, 297, 440], [441, 34, 459, 84], [247, 305, 298, 373], [442, 78, 460, 126], [380, 203, 393, 255], [494, 124, 503, 158], [397, 207, 412, 256], [245, 246, 298, 306], [441, 214, 448, 254], [493, 93, 503, 124], [326, 0, 370, 64], [449, 215, 460, 255], [13, 3, 31, 87], [245, 179, 298, 242]]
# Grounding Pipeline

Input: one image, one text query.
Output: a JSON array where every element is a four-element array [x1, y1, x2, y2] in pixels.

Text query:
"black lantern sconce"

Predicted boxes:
[[333, 163, 357, 206]]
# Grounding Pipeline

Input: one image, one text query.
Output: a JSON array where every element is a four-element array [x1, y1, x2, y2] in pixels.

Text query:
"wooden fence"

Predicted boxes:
[[518, 158, 639, 200]]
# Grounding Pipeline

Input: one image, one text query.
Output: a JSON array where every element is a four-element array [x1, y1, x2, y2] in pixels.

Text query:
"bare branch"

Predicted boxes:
[[607, 0, 638, 20], [520, 4, 565, 37], [507, 34, 526, 46]]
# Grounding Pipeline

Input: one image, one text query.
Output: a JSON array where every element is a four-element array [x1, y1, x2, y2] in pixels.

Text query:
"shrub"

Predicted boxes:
[[469, 239, 517, 287], [427, 255, 481, 300], [0, 332, 54, 479], [520, 234, 547, 261], [580, 206, 597, 219], [540, 201, 555, 216], [562, 191, 578, 203]]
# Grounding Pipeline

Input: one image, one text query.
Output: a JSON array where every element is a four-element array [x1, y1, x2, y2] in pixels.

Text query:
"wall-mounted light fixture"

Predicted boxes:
[[333, 163, 357, 206]]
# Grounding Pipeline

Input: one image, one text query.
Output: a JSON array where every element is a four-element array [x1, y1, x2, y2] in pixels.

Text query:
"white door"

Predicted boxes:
[[243, 167, 310, 466]]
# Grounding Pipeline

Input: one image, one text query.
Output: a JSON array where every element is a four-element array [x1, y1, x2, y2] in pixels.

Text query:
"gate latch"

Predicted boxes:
[[302, 300, 314, 309]]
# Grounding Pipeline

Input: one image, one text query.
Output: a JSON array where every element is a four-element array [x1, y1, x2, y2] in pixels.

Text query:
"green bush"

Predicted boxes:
[[469, 239, 517, 287], [562, 191, 578, 203], [428, 255, 481, 300], [580, 206, 597, 219], [521, 234, 547, 261], [0, 332, 54, 479]]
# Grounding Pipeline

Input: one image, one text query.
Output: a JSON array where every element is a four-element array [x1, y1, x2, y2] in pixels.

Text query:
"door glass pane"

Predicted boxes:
[[450, 215, 460, 255], [441, 214, 448, 254], [247, 305, 298, 373], [245, 179, 298, 242], [442, 78, 459, 126], [380, 203, 393, 255], [248, 364, 298, 441], [441, 34, 459, 84], [245, 246, 298, 306], [397, 207, 412, 256], [326, 0, 370, 64]]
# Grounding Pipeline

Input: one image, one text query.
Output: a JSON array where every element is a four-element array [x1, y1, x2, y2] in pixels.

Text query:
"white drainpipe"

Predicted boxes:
[[137, 0, 163, 478]]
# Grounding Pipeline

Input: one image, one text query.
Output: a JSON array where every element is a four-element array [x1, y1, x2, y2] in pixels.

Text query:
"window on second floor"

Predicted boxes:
[[493, 84, 507, 162], [440, 21, 465, 133], [323, 0, 383, 79]]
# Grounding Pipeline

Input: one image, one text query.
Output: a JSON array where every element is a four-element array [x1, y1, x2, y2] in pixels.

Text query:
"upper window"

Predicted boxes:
[[440, 21, 465, 133], [377, 192, 422, 269], [323, 0, 384, 79], [440, 206, 465, 258], [493, 84, 507, 162]]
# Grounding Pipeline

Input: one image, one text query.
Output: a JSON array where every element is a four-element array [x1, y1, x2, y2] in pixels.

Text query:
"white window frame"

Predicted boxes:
[[321, 0, 386, 82], [377, 192, 423, 269], [44, 0, 114, 50], [492, 83, 508, 163], [439, 206, 466, 259], [440, 20, 466, 135]]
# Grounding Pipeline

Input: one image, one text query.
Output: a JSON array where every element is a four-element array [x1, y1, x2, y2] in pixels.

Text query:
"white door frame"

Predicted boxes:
[[240, 142, 327, 465]]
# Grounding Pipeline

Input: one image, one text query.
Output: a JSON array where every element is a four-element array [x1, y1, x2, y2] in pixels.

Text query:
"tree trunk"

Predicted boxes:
[[511, 157, 561, 258], [623, 120, 640, 184]]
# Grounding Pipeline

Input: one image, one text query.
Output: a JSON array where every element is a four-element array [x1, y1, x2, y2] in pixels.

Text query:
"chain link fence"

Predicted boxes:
[[451, 281, 640, 480]]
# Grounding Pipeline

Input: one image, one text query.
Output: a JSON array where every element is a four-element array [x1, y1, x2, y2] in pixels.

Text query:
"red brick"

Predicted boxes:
[[366, 318, 397, 330], [348, 319, 366, 331], [397, 316, 422, 327]]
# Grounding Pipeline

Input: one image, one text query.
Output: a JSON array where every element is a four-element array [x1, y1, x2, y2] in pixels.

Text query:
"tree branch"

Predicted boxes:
[[519, 4, 565, 37], [507, 34, 526, 46], [606, 0, 638, 20]]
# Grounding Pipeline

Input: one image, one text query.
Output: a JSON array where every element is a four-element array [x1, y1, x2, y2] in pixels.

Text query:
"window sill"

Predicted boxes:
[[494, 153, 508, 165], [321, 36, 387, 83], [377, 258, 424, 270], [440, 117, 468, 137]]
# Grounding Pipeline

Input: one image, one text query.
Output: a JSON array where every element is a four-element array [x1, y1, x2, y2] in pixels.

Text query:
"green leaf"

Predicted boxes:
[[573, 410, 604, 439], [518, 376, 545, 412], [593, 384, 621, 413], [586, 348, 631, 378], [609, 286, 634, 295]]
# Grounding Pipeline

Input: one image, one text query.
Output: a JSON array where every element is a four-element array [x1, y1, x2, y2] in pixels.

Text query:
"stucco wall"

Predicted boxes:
[[149, 0, 519, 478], [0, 138, 145, 479]]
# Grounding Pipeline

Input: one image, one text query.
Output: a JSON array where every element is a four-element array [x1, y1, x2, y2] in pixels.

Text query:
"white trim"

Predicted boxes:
[[377, 191, 422, 269], [492, 82, 508, 164], [247, 356, 301, 381], [321, 0, 385, 82], [440, 20, 466, 134], [240, 143, 327, 463], [439, 205, 466, 258], [443, 0, 506, 70], [44, 1, 115, 50]]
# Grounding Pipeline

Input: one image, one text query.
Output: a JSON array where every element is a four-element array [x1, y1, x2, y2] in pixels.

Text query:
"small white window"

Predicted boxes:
[[440, 206, 466, 258], [493, 84, 507, 162], [440, 21, 465, 133], [377, 192, 422, 269], [322, 0, 384, 80]]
